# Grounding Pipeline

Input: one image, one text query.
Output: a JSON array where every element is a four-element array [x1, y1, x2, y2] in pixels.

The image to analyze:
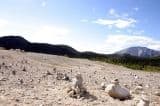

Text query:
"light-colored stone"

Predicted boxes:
[[137, 95, 149, 106], [100, 82, 106, 90], [72, 73, 83, 89], [134, 86, 143, 94], [67, 74, 87, 99], [154, 90, 160, 96], [105, 79, 130, 100]]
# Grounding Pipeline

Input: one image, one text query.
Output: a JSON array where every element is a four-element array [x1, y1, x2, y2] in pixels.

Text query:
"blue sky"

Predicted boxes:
[[0, 0, 160, 53]]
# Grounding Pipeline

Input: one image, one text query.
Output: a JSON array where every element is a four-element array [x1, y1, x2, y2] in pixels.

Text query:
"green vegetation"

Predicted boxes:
[[81, 53, 160, 72]]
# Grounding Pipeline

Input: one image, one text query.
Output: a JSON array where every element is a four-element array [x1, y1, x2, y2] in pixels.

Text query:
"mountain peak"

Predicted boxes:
[[115, 46, 160, 58]]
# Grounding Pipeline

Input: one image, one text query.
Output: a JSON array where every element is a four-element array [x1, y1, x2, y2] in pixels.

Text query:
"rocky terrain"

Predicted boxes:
[[0, 49, 160, 106]]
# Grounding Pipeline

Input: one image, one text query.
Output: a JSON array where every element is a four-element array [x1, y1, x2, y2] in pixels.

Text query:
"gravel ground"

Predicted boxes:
[[0, 49, 160, 106]]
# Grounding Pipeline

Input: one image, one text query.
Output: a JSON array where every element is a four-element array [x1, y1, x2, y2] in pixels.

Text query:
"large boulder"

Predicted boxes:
[[105, 79, 130, 100]]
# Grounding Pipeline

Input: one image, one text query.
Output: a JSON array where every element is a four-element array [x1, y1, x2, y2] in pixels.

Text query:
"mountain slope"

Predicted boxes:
[[115, 46, 160, 58], [0, 36, 80, 57]]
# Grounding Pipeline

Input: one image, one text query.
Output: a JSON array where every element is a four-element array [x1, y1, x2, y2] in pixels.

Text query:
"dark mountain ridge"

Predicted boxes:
[[0, 36, 80, 57]]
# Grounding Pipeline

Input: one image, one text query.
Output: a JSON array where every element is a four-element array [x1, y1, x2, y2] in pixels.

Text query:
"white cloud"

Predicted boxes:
[[109, 8, 116, 15], [41, 0, 47, 7], [0, 19, 8, 28], [108, 8, 120, 17], [133, 30, 144, 35], [0, 18, 71, 45], [94, 18, 136, 29], [108, 8, 130, 18], [27, 25, 70, 44], [133, 7, 139, 11], [101, 35, 160, 54]]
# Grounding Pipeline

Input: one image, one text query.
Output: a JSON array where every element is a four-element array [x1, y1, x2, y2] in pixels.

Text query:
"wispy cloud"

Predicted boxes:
[[94, 18, 136, 29], [102, 35, 160, 53], [109, 8, 115, 15], [133, 7, 139, 11], [0, 19, 8, 28], [93, 8, 137, 29], [41, 0, 47, 7], [29, 25, 70, 44], [108, 8, 130, 18], [108, 8, 120, 17]]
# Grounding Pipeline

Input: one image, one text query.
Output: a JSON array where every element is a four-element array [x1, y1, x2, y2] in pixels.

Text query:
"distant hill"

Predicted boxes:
[[0, 36, 109, 58], [115, 46, 160, 58], [0, 36, 80, 57]]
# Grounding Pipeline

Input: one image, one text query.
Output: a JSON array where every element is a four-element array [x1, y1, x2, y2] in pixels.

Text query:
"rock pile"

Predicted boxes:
[[105, 79, 131, 100], [67, 74, 87, 99]]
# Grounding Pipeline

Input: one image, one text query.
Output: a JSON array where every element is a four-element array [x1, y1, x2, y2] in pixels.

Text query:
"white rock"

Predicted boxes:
[[134, 74, 139, 79], [134, 86, 143, 94], [101, 82, 106, 90], [134, 76, 138, 79], [154, 90, 160, 96], [105, 79, 130, 100], [68, 73, 87, 99], [145, 84, 149, 88], [137, 95, 149, 106], [136, 86, 143, 90], [72, 73, 83, 89], [137, 100, 149, 106]]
